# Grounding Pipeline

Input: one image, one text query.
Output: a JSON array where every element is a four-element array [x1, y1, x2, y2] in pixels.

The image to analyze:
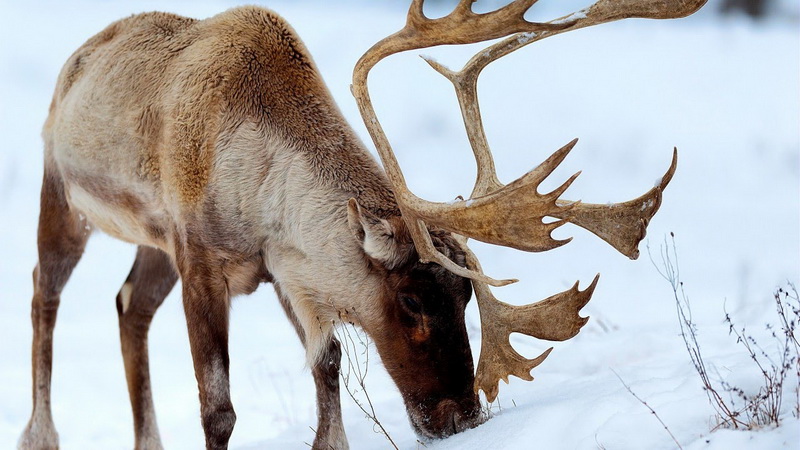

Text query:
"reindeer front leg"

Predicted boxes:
[[177, 247, 236, 449], [310, 338, 347, 450], [274, 287, 348, 450]]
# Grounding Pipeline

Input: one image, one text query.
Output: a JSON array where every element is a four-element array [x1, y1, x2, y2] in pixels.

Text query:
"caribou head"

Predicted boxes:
[[347, 202, 480, 437]]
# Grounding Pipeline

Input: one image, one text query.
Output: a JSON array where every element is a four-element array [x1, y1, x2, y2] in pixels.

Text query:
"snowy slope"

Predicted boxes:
[[1, 1, 798, 449]]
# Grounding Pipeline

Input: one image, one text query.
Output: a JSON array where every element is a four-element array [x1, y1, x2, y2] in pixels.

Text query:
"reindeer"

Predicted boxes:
[[19, 0, 706, 448]]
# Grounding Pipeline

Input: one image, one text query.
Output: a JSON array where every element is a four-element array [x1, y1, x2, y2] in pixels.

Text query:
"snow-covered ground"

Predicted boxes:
[[1, 0, 798, 448]]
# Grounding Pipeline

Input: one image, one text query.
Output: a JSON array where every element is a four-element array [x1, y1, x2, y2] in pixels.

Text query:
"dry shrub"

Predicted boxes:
[[650, 233, 799, 430]]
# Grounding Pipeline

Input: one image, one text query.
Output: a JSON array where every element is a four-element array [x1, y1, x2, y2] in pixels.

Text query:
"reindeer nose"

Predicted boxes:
[[437, 398, 484, 436]]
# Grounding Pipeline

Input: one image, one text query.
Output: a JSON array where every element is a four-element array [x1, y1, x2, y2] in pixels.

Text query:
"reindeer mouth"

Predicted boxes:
[[407, 398, 485, 440]]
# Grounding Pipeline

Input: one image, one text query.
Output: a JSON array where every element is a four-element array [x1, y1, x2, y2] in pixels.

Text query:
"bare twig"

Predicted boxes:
[[647, 234, 745, 428], [333, 311, 399, 449], [594, 433, 607, 450], [612, 369, 683, 449], [305, 426, 335, 450]]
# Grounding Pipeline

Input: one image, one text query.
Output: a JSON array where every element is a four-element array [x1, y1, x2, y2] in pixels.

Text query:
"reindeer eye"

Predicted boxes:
[[400, 295, 422, 314]]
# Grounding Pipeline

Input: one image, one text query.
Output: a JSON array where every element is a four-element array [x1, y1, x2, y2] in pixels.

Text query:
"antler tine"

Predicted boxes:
[[407, 217, 518, 287], [453, 0, 477, 15], [458, 239, 598, 402], [553, 148, 678, 259], [406, 139, 582, 253], [422, 55, 503, 198], [403, 0, 573, 46], [409, 0, 486, 19]]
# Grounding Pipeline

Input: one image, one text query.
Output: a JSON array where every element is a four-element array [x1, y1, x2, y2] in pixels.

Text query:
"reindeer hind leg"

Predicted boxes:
[[20, 168, 91, 450], [117, 246, 178, 450]]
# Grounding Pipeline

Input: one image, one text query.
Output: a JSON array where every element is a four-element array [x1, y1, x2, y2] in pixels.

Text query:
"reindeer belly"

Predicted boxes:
[[59, 167, 167, 248]]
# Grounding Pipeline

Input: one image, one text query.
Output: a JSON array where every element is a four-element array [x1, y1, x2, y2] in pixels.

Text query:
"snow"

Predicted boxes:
[[515, 32, 537, 45], [551, 9, 588, 25], [1, 1, 798, 449]]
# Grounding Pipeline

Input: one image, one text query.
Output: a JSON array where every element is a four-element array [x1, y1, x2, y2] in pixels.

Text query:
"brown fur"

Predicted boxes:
[[21, 7, 480, 449], [116, 246, 178, 449]]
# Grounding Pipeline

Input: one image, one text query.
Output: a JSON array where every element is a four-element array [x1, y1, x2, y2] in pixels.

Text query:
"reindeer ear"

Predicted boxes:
[[347, 198, 409, 269]]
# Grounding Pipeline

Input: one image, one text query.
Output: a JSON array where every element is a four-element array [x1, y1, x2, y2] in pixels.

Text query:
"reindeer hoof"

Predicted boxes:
[[18, 417, 59, 450]]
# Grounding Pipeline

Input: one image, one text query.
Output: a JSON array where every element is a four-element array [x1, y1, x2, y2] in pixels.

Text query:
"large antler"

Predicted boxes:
[[352, 0, 706, 402]]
